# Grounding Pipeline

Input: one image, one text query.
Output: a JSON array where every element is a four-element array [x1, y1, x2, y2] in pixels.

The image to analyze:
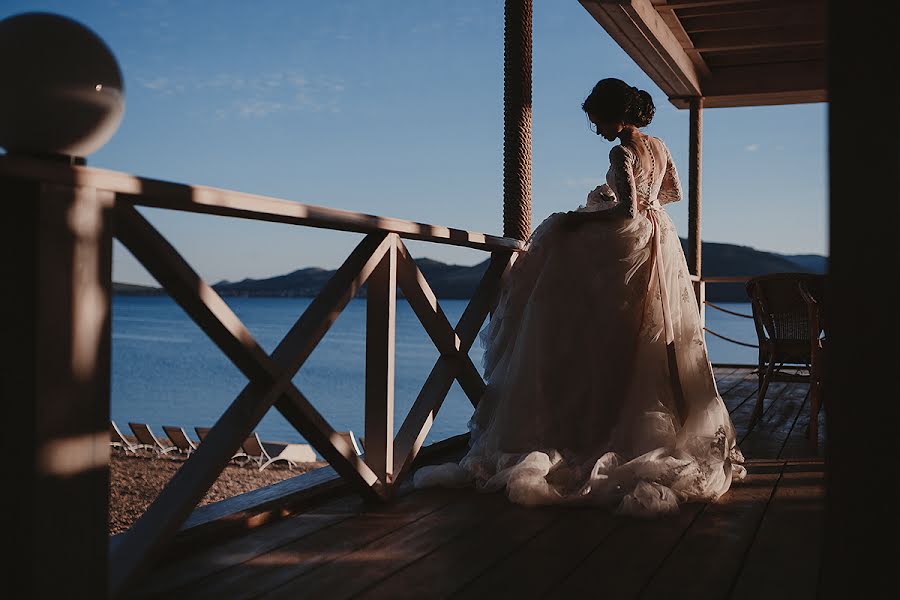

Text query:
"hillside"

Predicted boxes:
[[115, 239, 826, 302]]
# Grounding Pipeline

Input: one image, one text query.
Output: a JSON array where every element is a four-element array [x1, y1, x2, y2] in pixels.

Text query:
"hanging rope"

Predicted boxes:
[[703, 327, 759, 348], [704, 300, 754, 319]]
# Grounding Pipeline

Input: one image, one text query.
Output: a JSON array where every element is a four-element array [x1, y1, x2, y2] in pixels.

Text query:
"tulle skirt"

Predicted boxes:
[[413, 206, 745, 517]]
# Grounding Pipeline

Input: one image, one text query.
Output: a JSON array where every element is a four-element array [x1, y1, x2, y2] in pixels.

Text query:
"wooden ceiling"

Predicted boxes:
[[579, 0, 826, 108]]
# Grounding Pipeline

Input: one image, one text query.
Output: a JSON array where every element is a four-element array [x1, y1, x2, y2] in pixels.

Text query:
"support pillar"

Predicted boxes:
[[502, 0, 532, 242], [1, 177, 113, 597], [688, 97, 704, 322]]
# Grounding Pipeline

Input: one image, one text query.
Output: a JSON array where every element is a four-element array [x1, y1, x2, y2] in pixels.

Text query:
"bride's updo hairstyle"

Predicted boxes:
[[582, 78, 655, 128]]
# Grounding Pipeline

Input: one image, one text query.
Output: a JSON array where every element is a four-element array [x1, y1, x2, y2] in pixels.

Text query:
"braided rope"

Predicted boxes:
[[705, 300, 754, 319], [703, 327, 759, 348], [503, 0, 532, 242]]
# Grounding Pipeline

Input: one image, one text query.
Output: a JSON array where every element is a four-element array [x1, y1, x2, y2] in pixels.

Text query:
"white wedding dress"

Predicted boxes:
[[413, 133, 745, 517]]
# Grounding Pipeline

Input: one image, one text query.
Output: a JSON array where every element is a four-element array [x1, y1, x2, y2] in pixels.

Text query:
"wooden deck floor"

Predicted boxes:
[[136, 367, 825, 600]]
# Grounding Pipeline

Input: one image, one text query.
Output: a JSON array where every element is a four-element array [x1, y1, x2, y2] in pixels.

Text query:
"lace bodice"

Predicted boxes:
[[605, 135, 682, 219]]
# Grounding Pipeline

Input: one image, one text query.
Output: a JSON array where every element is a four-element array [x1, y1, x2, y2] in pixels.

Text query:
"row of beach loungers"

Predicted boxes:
[[110, 421, 363, 471]]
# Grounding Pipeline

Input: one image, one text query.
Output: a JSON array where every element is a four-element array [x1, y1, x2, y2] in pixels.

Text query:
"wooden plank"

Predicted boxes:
[[579, 0, 701, 97], [135, 495, 364, 598], [454, 508, 618, 599], [733, 382, 790, 445], [259, 492, 511, 599], [671, 89, 826, 109], [2, 181, 113, 597], [680, 5, 825, 33], [365, 235, 397, 485], [391, 252, 513, 483], [175, 488, 466, 600], [395, 242, 486, 404], [730, 461, 825, 600], [702, 44, 825, 68], [549, 504, 706, 598], [739, 381, 808, 459], [110, 232, 392, 597], [165, 433, 469, 553], [691, 26, 823, 52], [637, 461, 785, 599], [714, 367, 753, 397], [667, 0, 821, 15], [779, 384, 824, 460], [356, 500, 563, 600], [705, 60, 826, 96], [0, 155, 524, 252], [719, 370, 761, 412]]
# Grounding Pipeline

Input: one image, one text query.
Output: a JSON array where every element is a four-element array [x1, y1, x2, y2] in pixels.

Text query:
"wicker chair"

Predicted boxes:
[[746, 273, 826, 429], [799, 278, 827, 445]]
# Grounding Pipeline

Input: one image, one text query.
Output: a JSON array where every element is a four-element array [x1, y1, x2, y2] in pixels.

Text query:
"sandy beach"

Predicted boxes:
[[109, 450, 327, 534]]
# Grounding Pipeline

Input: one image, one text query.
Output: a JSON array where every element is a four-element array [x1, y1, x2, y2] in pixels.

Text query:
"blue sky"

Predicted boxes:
[[3, 0, 827, 286]]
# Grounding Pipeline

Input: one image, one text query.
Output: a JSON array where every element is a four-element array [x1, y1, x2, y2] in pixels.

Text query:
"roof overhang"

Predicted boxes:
[[579, 0, 826, 108]]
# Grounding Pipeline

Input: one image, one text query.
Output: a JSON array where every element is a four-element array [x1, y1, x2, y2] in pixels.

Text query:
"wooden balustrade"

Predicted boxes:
[[0, 155, 522, 597]]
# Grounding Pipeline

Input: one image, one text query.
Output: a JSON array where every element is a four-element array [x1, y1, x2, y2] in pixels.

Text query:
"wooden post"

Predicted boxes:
[[823, 1, 900, 597], [365, 234, 397, 487], [503, 0, 532, 241], [688, 96, 704, 322], [1, 179, 113, 597]]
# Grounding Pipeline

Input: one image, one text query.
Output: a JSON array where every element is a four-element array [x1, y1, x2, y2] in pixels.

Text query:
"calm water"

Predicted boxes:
[[112, 296, 757, 454]]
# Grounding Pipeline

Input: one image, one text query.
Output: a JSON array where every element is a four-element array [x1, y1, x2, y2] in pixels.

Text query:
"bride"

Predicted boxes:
[[413, 78, 745, 517]]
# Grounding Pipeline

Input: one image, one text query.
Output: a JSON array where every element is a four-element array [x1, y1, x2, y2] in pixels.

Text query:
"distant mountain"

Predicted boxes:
[[114, 240, 827, 302], [780, 254, 828, 273], [680, 240, 827, 301], [112, 282, 164, 295]]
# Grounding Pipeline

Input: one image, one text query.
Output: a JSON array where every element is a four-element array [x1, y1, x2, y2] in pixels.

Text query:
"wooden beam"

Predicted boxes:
[[702, 45, 825, 68], [704, 60, 825, 96], [690, 26, 823, 52], [657, 5, 713, 79], [670, 88, 826, 108], [582, 0, 702, 97], [391, 252, 514, 484], [364, 235, 398, 486], [679, 5, 825, 33], [823, 0, 900, 597], [687, 97, 702, 278], [0, 156, 524, 253], [660, 0, 819, 11], [2, 181, 113, 597], [109, 225, 390, 597], [394, 242, 487, 405]]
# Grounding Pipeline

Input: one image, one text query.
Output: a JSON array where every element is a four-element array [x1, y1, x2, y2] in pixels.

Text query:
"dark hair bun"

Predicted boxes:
[[627, 88, 655, 127], [582, 78, 655, 128]]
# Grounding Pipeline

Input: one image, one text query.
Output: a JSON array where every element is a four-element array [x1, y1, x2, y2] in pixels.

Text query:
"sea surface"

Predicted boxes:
[[112, 296, 758, 455]]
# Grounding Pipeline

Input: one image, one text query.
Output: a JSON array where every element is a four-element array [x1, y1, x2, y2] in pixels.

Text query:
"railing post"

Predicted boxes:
[[364, 234, 397, 488], [503, 0, 533, 242], [688, 96, 704, 325], [2, 178, 113, 597]]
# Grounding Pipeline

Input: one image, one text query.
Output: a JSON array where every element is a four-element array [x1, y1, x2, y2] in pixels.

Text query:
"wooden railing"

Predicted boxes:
[[0, 155, 524, 597]]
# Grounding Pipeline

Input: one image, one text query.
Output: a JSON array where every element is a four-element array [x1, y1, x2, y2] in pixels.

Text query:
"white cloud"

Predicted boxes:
[[744, 143, 760, 152], [137, 70, 346, 118]]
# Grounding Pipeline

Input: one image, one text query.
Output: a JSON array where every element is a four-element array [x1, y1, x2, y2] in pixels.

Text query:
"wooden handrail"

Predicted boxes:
[[0, 155, 525, 253], [695, 275, 754, 283]]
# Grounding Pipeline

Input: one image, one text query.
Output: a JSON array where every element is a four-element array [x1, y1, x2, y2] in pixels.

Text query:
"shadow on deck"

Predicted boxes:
[[135, 367, 825, 599]]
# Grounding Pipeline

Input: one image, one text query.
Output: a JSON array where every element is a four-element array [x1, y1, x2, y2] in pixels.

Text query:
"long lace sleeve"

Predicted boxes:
[[658, 143, 682, 205], [608, 145, 637, 218]]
